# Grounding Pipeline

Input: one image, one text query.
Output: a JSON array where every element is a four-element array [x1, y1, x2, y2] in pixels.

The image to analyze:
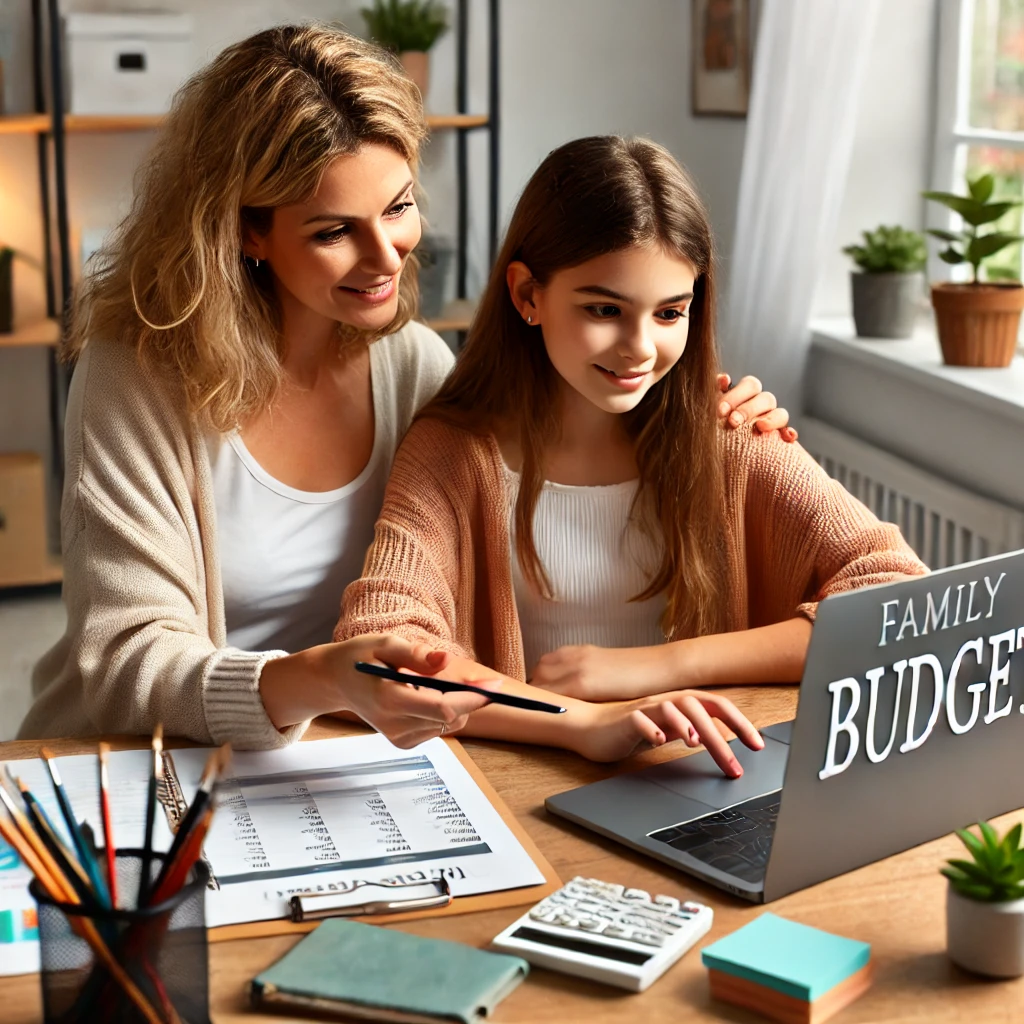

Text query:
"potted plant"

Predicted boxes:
[[942, 820, 1024, 978], [923, 174, 1024, 367], [842, 225, 926, 338], [362, 0, 449, 99]]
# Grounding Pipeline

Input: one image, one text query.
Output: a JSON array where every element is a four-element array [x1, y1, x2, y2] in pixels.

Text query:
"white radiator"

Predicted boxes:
[[797, 417, 1024, 569]]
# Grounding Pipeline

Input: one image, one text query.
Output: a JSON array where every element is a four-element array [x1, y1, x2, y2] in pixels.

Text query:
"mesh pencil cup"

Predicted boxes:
[[30, 849, 210, 1024]]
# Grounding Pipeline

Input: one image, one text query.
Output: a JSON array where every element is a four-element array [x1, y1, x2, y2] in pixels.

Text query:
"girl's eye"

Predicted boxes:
[[586, 304, 621, 319], [655, 308, 688, 322], [315, 225, 351, 243]]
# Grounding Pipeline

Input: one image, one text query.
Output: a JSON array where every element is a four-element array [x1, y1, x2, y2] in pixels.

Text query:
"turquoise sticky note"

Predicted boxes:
[[700, 913, 870, 1002]]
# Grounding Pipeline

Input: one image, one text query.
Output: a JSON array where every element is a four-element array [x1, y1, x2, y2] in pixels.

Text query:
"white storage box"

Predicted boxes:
[[65, 12, 193, 115]]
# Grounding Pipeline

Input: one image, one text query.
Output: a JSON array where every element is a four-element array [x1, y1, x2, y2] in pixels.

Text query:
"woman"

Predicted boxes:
[[20, 27, 787, 749], [335, 136, 927, 774]]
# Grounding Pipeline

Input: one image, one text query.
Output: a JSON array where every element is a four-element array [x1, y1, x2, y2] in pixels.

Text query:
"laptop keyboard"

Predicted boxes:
[[647, 790, 781, 885]]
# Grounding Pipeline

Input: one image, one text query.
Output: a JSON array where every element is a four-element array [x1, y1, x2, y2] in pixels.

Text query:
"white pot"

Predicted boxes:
[[946, 885, 1024, 978]]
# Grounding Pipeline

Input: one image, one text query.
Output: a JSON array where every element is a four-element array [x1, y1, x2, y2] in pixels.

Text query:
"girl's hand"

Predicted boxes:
[[260, 634, 501, 748], [572, 690, 764, 775], [531, 643, 674, 702], [717, 373, 797, 442]]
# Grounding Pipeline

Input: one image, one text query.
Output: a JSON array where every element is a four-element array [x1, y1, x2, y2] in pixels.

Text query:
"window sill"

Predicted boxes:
[[805, 316, 1024, 509]]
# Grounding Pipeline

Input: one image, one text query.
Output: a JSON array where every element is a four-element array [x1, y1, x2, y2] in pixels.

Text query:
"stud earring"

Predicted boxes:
[[527, 315, 533, 324], [254, 257, 260, 268]]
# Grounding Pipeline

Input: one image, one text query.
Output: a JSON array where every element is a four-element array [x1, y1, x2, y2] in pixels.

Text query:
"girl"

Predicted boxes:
[[335, 136, 927, 776], [19, 28, 784, 750]]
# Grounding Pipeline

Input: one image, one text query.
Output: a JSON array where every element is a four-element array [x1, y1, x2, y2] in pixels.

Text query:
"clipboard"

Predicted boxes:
[[157, 738, 561, 943]]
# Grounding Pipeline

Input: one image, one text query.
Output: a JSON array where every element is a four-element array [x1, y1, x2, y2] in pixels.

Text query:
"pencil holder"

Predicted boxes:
[[30, 849, 211, 1024]]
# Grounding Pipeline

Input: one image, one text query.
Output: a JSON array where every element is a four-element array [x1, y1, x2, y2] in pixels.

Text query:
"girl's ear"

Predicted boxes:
[[506, 261, 540, 325], [241, 224, 267, 263]]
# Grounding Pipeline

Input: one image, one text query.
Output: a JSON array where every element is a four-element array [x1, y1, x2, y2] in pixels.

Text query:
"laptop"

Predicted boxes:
[[545, 549, 1024, 902]]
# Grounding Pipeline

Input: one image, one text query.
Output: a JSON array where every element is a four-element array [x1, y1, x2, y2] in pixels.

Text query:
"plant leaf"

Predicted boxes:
[[945, 858, 994, 884], [979, 820, 1001, 851], [927, 228, 962, 242], [939, 247, 965, 264], [966, 233, 1024, 265], [1002, 823, 1022, 858], [969, 174, 996, 203], [971, 201, 1022, 226]]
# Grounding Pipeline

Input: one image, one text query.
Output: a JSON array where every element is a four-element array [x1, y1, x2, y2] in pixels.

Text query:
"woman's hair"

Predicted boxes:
[[67, 23, 427, 430], [424, 135, 726, 638]]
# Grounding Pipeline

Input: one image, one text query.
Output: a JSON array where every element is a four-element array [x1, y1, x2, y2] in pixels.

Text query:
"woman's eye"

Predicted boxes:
[[586, 304, 621, 319], [315, 225, 351, 243], [386, 200, 414, 218], [656, 308, 688, 322]]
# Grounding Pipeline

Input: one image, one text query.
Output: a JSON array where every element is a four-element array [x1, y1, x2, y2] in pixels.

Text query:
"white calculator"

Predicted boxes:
[[491, 876, 713, 992]]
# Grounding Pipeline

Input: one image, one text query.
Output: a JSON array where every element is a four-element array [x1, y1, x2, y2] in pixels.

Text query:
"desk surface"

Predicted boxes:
[[2, 686, 1022, 1023]]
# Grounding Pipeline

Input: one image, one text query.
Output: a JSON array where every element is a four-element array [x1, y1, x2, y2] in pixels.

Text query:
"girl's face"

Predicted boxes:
[[511, 245, 696, 417], [248, 144, 421, 333]]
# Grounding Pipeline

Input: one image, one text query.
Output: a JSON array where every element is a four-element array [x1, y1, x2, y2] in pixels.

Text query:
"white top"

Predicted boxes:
[[210, 324, 455, 655], [504, 467, 667, 673]]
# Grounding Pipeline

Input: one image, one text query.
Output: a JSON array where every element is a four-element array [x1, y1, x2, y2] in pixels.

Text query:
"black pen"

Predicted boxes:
[[354, 662, 567, 714]]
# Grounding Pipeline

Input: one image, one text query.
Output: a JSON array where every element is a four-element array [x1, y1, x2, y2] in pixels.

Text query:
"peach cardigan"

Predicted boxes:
[[336, 417, 927, 678]]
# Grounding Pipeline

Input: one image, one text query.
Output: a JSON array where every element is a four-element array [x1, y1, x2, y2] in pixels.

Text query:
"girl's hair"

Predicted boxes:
[[67, 23, 427, 431], [424, 135, 726, 639]]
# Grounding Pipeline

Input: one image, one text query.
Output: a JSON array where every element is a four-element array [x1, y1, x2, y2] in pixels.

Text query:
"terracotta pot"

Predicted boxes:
[[930, 281, 1024, 367], [400, 51, 430, 99], [947, 886, 1024, 978]]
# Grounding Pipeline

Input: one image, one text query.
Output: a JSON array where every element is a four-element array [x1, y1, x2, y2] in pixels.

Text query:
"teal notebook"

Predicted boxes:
[[700, 913, 871, 1002], [251, 919, 529, 1024]]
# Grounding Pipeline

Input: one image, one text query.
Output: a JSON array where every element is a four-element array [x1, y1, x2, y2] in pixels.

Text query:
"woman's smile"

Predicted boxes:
[[594, 363, 651, 389], [339, 276, 397, 303]]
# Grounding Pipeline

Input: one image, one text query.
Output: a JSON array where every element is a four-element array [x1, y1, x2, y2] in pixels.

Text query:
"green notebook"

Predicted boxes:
[[700, 913, 871, 1002], [251, 919, 529, 1024]]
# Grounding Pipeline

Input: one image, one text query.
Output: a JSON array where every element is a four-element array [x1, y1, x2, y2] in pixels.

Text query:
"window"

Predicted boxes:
[[931, 0, 1024, 283]]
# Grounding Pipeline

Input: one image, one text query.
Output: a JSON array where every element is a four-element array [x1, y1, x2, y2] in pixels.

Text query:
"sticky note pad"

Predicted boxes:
[[702, 913, 870, 1001]]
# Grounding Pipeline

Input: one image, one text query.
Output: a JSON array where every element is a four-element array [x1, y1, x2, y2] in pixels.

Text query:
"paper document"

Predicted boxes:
[[171, 735, 546, 928], [0, 839, 39, 977]]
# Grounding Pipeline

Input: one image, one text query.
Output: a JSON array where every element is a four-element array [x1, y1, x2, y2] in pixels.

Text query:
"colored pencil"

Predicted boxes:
[[39, 746, 110, 908], [0, 806, 166, 1024], [149, 806, 214, 906], [147, 744, 229, 904], [97, 743, 119, 908], [138, 724, 163, 906]]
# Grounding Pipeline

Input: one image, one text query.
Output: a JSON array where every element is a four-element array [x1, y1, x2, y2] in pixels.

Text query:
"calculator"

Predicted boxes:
[[491, 876, 713, 992]]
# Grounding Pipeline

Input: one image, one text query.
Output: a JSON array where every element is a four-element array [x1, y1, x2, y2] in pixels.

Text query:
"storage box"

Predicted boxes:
[[0, 453, 52, 587], [65, 12, 193, 115]]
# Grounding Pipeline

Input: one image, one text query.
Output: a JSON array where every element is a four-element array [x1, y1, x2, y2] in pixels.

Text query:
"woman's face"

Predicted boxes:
[[514, 245, 696, 416], [248, 144, 421, 333]]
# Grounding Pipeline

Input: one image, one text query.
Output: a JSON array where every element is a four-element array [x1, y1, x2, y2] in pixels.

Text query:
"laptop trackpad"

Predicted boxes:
[[638, 734, 790, 809]]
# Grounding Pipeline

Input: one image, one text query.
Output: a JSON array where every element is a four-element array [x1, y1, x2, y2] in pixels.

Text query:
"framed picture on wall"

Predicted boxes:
[[691, 0, 751, 117]]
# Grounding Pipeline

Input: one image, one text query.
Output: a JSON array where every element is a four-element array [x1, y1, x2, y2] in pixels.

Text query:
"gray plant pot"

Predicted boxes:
[[417, 234, 454, 320], [850, 271, 923, 339], [947, 886, 1024, 978]]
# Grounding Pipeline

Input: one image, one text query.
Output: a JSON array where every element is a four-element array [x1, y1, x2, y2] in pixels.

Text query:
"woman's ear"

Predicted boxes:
[[506, 261, 540, 325]]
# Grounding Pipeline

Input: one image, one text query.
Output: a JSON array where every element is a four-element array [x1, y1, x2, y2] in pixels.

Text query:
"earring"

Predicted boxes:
[[527, 315, 533, 324], [254, 257, 260, 268]]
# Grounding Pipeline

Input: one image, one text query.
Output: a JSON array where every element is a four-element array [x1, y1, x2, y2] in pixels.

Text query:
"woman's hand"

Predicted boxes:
[[571, 690, 764, 776], [531, 643, 676, 702], [717, 373, 797, 442], [259, 634, 501, 748]]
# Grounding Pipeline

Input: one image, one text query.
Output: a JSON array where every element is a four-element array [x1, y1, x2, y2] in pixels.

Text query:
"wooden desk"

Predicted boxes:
[[3, 686, 1022, 1023]]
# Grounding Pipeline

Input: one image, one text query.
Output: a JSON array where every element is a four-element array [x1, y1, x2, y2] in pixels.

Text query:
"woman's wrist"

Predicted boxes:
[[259, 644, 343, 728]]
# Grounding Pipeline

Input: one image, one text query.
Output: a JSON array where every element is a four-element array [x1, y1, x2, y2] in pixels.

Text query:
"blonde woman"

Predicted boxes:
[[21, 25, 790, 749]]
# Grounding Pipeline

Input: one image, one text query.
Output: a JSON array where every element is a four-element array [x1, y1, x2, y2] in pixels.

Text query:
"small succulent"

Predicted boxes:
[[941, 821, 1024, 903], [362, 0, 449, 53], [923, 174, 1024, 284], [843, 225, 927, 274]]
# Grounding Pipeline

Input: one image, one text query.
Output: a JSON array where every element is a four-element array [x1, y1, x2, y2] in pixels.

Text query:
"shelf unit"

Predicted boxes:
[[1, 1, 500, 587]]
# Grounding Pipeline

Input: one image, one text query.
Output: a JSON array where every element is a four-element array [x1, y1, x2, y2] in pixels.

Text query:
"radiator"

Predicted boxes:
[[797, 417, 1024, 570]]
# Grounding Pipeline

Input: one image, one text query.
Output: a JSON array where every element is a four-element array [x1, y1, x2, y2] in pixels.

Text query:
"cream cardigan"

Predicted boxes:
[[335, 417, 928, 678], [19, 323, 453, 746]]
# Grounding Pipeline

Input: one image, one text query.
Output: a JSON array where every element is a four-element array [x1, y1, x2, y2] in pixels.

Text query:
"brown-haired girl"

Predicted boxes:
[[336, 135, 927, 775], [20, 30, 782, 750]]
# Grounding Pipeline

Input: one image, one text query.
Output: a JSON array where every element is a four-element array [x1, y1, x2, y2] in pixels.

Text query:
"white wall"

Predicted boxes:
[[810, 0, 939, 317]]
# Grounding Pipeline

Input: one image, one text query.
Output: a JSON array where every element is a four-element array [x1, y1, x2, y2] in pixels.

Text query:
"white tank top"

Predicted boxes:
[[504, 466, 667, 674], [211, 430, 386, 654]]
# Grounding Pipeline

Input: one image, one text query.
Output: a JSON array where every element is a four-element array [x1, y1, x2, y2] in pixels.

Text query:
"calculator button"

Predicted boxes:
[[622, 888, 650, 902], [579, 918, 606, 932], [632, 930, 666, 947], [654, 895, 680, 912], [604, 925, 633, 939], [682, 902, 703, 914]]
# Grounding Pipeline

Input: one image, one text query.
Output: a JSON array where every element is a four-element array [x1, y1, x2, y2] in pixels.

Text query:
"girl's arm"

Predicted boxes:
[[433, 656, 764, 776]]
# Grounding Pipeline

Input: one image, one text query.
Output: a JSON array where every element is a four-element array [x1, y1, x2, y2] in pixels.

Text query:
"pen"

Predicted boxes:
[[97, 743, 119, 908], [138, 724, 163, 906], [39, 747, 110, 908], [354, 662, 567, 714]]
